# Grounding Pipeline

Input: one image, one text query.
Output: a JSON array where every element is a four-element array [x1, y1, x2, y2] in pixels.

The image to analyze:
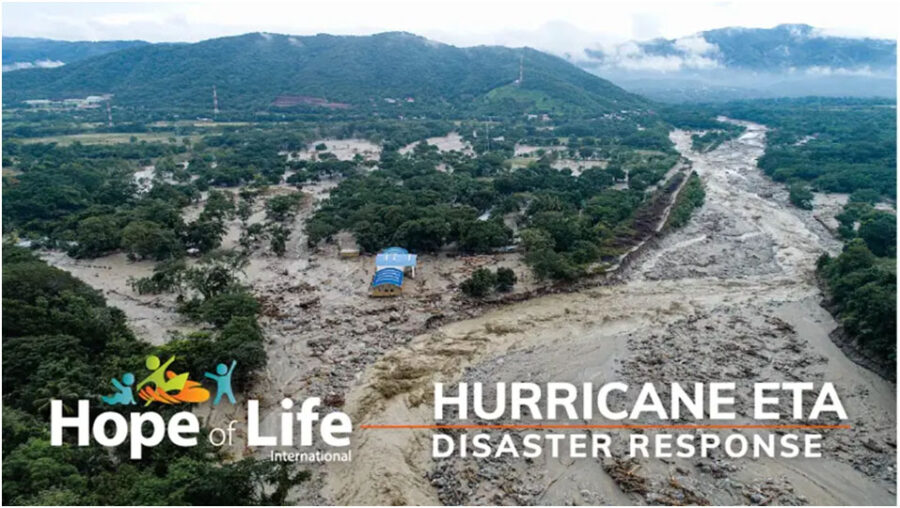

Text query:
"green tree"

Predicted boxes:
[[269, 224, 289, 256], [788, 182, 814, 210], [495, 267, 517, 292], [858, 211, 896, 257], [458, 220, 512, 253], [121, 220, 182, 260], [265, 193, 304, 222], [70, 215, 121, 258], [185, 219, 227, 253], [198, 290, 261, 327], [460, 268, 497, 298], [393, 217, 450, 253]]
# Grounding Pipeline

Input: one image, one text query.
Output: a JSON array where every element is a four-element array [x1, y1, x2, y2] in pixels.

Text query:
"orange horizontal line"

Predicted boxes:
[[359, 424, 851, 430]]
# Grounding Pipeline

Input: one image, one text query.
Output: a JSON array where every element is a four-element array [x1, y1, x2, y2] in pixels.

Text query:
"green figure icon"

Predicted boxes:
[[204, 360, 237, 405], [137, 355, 188, 392], [102, 373, 136, 405]]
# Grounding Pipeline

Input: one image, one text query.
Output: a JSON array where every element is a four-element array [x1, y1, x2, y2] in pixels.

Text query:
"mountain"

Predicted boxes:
[[2, 32, 646, 115], [578, 24, 897, 101], [2, 36, 150, 72]]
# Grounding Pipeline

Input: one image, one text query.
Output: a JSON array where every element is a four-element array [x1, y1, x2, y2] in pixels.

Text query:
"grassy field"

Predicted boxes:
[[15, 132, 201, 145]]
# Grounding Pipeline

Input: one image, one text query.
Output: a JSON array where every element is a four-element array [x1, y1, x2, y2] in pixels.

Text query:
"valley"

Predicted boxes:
[[24, 119, 895, 505], [321, 122, 896, 505], [1, 23, 895, 507]]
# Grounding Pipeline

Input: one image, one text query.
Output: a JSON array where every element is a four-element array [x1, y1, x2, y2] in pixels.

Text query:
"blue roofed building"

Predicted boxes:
[[375, 246, 417, 278], [370, 267, 404, 297]]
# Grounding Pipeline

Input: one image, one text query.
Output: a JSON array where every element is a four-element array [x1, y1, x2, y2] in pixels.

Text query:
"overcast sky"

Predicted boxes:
[[3, 1, 897, 55]]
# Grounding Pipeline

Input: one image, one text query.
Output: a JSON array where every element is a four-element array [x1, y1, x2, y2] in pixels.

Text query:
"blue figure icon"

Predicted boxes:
[[102, 373, 136, 405], [204, 360, 237, 405]]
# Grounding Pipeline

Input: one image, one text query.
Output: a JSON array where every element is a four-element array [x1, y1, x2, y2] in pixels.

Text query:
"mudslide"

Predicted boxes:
[[324, 121, 896, 505]]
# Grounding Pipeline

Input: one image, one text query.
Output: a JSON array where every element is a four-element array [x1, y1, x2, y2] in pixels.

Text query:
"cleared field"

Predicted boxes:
[[15, 132, 200, 145]]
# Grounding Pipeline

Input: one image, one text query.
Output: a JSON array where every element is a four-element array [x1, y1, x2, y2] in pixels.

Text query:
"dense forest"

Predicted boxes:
[[3, 32, 646, 117], [2, 75, 895, 505], [667, 98, 897, 198], [304, 115, 680, 280], [3, 36, 150, 69], [817, 193, 897, 371], [0, 100, 696, 502], [3, 108, 679, 285], [666, 98, 897, 370], [1, 246, 306, 505]]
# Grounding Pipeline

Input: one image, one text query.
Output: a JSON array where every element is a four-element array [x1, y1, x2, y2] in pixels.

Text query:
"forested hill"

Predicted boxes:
[[2, 36, 150, 71], [3, 32, 646, 116]]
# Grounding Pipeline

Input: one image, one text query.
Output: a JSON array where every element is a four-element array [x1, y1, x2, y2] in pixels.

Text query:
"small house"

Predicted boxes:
[[370, 267, 403, 297], [337, 231, 360, 258], [375, 247, 417, 278]]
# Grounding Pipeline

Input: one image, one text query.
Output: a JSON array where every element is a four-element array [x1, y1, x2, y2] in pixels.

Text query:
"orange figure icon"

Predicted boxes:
[[136, 355, 210, 405]]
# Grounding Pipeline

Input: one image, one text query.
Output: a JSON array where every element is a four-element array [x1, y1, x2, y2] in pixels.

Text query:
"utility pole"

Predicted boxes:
[[213, 85, 219, 116], [518, 54, 524, 85]]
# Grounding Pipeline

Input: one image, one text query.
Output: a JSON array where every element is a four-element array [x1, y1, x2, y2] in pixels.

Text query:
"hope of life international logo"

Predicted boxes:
[[101, 354, 237, 407], [52, 354, 353, 461]]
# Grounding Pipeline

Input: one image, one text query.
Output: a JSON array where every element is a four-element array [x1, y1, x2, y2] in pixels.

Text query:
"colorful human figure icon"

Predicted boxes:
[[136, 355, 209, 405], [137, 355, 188, 393], [204, 360, 237, 405], [102, 372, 136, 405]]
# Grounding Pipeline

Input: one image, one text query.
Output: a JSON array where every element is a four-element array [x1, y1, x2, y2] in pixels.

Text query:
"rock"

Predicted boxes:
[[863, 439, 884, 453], [323, 392, 345, 407]]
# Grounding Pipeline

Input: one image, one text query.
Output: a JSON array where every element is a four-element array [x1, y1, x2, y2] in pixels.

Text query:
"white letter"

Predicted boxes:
[[168, 412, 199, 447], [597, 383, 628, 420], [809, 383, 847, 420], [671, 383, 704, 420], [511, 383, 542, 420], [804, 433, 823, 458], [321, 412, 352, 447], [473, 382, 505, 420], [547, 383, 578, 420], [592, 434, 611, 457], [130, 411, 165, 459], [754, 382, 781, 420], [280, 398, 295, 446], [709, 383, 735, 419], [248, 399, 277, 446], [433, 434, 454, 457], [630, 384, 667, 420], [92, 412, 128, 447], [434, 383, 467, 420], [630, 434, 649, 457], [783, 382, 813, 419], [51, 400, 90, 446], [296, 397, 321, 446]]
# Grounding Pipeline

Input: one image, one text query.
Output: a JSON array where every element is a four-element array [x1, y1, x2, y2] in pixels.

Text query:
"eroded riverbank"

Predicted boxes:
[[36, 121, 895, 505], [323, 122, 896, 505]]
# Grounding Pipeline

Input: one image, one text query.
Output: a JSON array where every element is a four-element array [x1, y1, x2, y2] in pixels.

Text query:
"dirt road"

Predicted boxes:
[[323, 121, 897, 505]]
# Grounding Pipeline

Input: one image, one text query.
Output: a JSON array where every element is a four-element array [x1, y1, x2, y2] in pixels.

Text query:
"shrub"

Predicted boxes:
[[460, 268, 497, 298]]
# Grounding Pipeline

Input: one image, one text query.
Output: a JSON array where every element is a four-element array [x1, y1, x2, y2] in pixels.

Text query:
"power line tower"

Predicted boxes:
[[517, 54, 524, 86], [106, 100, 113, 127], [212, 85, 219, 116]]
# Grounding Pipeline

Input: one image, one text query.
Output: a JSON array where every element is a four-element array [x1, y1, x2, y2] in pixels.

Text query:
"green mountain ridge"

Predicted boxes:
[[2, 36, 151, 70], [3, 31, 646, 116]]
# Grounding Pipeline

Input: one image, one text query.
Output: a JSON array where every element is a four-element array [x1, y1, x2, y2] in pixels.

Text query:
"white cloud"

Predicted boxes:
[[2, 59, 65, 72], [674, 35, 719, 56], [1, 1, 896, 48], [588, 35, 721, 72], [805, 65, 876, 76]]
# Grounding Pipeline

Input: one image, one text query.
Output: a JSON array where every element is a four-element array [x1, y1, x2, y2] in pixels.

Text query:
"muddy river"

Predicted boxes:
[[322, 121, 897, 505], [40, 121, 896, 505]]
